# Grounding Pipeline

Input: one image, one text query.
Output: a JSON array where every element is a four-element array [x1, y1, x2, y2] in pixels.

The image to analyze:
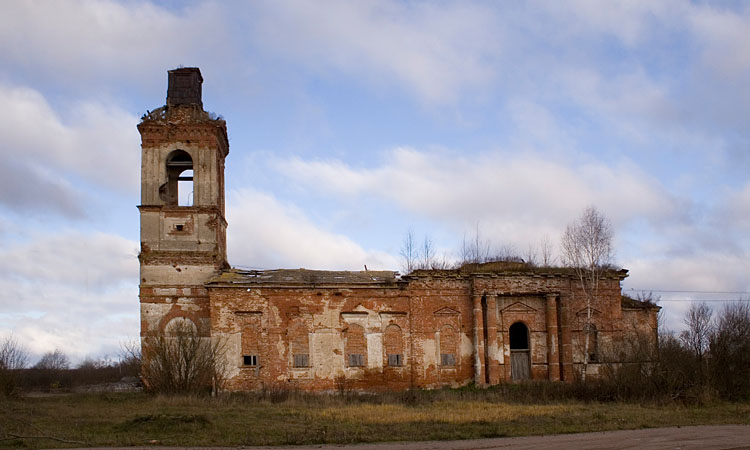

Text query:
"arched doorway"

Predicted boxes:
[[509, 322, 531, 381]]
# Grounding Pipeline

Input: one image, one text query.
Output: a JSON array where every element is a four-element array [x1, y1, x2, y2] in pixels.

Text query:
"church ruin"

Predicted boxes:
[[138, 68, 659, 391]]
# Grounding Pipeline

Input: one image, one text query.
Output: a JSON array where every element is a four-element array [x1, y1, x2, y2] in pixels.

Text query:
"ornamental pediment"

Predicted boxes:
[[575, 307, 602, 317], [433, 307, 460, 316], [501, 302, 537, 313]]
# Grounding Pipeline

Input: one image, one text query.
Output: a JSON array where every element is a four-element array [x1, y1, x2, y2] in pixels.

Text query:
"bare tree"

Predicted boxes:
[[679, 302, 713, 385], [34, 349, 70, 370], [524, 244, 539, 266], [0, 335, 29, 396], [561, 206, 614, 381], [400, 229, 418, 274], [420, 235, 434, 270], [460, 223, 491, 264], [709, 301, 750, 399], [539, 235, 555, 267]]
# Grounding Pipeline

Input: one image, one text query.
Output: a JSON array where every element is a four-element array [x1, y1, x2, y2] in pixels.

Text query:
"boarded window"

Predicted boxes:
[[348, 353, 364, 367], [384, 324, 403, 367], [440, 325, 457, 367], [290, 322, 310, 368], [345, 324, 367, 367], [440, 353, 456, 366], [293, 354, 309, 367]]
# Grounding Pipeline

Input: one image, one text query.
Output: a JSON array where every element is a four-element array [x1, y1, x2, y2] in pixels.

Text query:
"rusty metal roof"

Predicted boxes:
[[208, 268, 398, 287]]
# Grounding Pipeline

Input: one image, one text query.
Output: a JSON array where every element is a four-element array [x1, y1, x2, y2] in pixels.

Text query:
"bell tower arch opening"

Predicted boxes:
[[162, 150, 194, 206]]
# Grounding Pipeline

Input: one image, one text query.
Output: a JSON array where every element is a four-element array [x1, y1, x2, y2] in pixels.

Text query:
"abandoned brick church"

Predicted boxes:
[[138, 68, 659, 391]]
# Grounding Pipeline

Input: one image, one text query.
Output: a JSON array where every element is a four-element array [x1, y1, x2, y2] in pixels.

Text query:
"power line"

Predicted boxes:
[[626, 288, 750, 295], [655, 298, 750, 302]]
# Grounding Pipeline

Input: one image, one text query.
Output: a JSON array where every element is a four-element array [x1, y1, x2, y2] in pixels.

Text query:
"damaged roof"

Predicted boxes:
[[208, 268, 398, 287], [405, 261, 629, 280]]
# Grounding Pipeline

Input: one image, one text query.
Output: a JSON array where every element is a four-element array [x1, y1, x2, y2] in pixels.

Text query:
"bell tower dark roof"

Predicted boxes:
[[166, 67, 203, 108]]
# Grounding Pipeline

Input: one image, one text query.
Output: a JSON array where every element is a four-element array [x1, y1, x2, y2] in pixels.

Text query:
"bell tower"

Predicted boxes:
[[137, 67, 229, 338]]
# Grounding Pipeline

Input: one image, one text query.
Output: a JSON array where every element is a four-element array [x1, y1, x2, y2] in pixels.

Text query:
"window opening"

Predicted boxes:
[[293, 354, 309, 367], [345, 324, 367, 368], [163, 150, 193, 206], [178, 169, 193, 206], [509, 322, 529, 350], [440, 353, 456, 366], [243, 355, 258, 366], [584, 323, 599, 362], [348, 353, 364, 367], [440, 325, 457, 367], [384, 324, 404, 368]]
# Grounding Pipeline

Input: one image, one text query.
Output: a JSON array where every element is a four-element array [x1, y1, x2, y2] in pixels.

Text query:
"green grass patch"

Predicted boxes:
[[1, 391, 749, 448]]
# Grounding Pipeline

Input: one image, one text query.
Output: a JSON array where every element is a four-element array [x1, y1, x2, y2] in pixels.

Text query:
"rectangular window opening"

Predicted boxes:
[[440, 353, 456, 367], [243, 355, 258, 366], [387, 354, 403, 367], [293, 354, 309, 368], [175, 224, 184, 232]]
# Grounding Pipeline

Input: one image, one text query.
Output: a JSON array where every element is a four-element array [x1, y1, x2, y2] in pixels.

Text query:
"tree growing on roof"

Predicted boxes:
[[561, 206, 614, 382]]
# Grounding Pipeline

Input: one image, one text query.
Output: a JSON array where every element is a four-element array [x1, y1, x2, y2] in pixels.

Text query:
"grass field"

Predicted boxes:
[[2, 389, 749, 449]]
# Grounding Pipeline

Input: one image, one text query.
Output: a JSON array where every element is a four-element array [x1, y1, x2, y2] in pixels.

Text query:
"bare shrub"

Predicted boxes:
[[709, 302, 750, 400], [119, 339, 142, 378], [0, 335, 29, 396], [141, 322, 227, 395]]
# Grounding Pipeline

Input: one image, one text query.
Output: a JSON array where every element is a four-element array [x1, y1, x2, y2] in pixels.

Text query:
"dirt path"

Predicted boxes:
[[50, 424, 750, 450]]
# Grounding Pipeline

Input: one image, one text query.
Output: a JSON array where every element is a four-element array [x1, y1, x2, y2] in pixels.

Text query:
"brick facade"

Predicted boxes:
[[139, 68, 659, 392]]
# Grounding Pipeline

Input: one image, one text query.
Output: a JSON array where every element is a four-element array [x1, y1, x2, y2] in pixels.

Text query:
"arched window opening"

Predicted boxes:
[[384, 324, 403, 367], [584, 323, 599, 362], [162, 150, 193, 206], [509, 322, 529, 350], [345, 324, 367, 367]]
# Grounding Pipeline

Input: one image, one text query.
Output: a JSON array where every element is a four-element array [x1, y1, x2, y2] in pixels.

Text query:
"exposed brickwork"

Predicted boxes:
[[139, 68, 660, 392]]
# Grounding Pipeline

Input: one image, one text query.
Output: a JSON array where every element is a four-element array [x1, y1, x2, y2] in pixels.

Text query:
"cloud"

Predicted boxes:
[[0, 230, 140, 360], [625, 251, 750, 332], [0, 83, 141, 207], [274, 147, 681, 244], [226, 188, 398, 271], [249, 0, 501, 103], [0, 0, 230, 92], [0, 159, 85, 218]]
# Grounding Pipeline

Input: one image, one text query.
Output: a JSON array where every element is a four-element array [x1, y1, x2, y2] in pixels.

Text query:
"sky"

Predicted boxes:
[[1, 0, 749, 364]]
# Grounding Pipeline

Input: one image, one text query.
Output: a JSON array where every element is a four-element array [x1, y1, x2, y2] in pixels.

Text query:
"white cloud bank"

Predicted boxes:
[[274, 147, 683, 245], [227, 188, 397, 271], [0, 231, 139, 361]]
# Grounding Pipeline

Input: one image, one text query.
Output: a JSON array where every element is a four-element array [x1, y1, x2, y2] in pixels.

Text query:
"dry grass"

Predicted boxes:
[[1, 391, 749, 448]]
